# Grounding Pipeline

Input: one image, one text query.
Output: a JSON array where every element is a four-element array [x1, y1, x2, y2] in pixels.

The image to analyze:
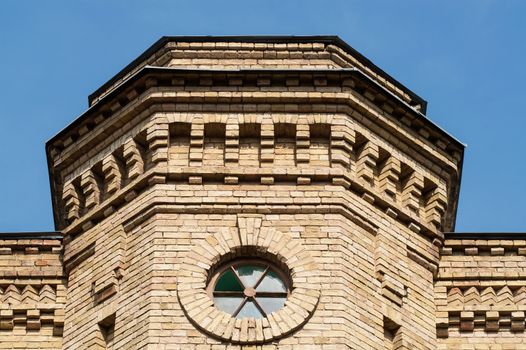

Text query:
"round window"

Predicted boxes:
[[208, 260, 290, 318]]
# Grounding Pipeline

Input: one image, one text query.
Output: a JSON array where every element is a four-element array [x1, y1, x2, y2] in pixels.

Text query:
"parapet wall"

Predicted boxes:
[[0, 234, 65, 349], [436, 235, 526, 349], [88, 36, 428, 113]]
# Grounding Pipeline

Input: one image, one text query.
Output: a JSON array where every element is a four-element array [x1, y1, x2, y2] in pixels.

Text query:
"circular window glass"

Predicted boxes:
[[208, 260, 289, 318]]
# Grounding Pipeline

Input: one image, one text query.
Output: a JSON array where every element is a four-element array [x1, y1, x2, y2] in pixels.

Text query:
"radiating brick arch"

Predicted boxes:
[[177, 214, 321, 344]]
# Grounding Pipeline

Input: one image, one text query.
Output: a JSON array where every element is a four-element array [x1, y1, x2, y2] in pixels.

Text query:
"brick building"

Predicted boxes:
[[0, 36, 524, 349]]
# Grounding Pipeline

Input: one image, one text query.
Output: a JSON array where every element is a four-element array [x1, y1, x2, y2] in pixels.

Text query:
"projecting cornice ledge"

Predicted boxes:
[[47, 67, 464, 233], [48, 67, 464, 163]]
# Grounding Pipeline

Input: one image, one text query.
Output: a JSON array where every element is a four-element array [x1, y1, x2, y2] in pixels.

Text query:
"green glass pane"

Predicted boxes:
[[214, 296, 243, 314], [256, 270, 286, 292], [236, 300, 263, 318], [215, 269, 243, 291], [258, 297, 286, 315], [236, 264, 265, 288]]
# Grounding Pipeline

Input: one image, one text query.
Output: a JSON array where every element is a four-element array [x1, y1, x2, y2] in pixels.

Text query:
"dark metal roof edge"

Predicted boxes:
[[47, 142, 59, 230], [449, 149, 464, 232], [444, 232, 526, 240], [0, 231, 62, 240], [87, 35, 428, 112]]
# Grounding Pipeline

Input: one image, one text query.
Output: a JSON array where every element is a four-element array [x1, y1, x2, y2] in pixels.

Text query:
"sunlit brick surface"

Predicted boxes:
[[2, 36, 522, 349]]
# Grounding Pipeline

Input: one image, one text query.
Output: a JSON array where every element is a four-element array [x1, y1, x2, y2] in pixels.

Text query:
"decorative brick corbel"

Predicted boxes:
[[512, 311, 526, 331], [62, 181, 81, 222], [378, 156, 400, 199], [53, 309, 65, 336], [374, 234, 408, 307], [424, 185, 447, 228], [93, 275, 119, 305], [356, 139, 379, 185], [436, 311, 449, 338], [460, 311, 474, 331], [260, 123, 274, 163], [330, 127, 354, 169], [295, 123, 310, 164], [26, 310, 40, 330], [379, 273, 407, 306], [146, 124, 169, 165], [485, 311, 499, 332], [123, 138, 144, 181], [225, 123, 239, 163], [401, 168, 423, 214], [189, 123, 204, 166], [0, 310, 13, 330], [81, 170, 101, 211], [102, 154, 122, 197]]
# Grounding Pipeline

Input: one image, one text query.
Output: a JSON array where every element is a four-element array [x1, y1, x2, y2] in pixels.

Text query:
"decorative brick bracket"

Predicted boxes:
[[177, 214, 321, 344]]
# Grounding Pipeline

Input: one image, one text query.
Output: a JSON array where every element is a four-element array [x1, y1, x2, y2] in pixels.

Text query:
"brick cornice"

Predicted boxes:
[[48, 68, 463, 166], [47, 72, 463, 231]]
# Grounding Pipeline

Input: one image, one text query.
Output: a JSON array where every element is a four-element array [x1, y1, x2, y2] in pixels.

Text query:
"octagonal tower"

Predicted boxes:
[[46, 36, 464, 349]]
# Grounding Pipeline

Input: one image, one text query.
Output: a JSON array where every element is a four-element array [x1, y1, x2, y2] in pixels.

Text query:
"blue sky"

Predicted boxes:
[[0, 1, 524, 232]]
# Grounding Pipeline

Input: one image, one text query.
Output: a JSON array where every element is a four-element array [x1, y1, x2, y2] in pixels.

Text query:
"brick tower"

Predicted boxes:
[[1, 36, 523, 349], [46, 35, 462, 349]]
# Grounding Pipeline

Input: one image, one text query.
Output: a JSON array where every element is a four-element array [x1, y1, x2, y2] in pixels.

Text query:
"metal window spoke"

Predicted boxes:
[[254, 291, 288, 298], [232, 297, 248, 317], [252, 297, 267, 317], [230, 265, 246, 289], [213, 291, 245, 297], [253, 265, 269, 289], [210, 260, 290, 318]]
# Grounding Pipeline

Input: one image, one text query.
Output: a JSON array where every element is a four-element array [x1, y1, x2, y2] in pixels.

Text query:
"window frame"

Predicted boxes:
[[207, 259, 291, 318]]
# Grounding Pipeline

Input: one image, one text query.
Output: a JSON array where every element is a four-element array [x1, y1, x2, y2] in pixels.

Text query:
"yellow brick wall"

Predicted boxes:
[[35, 37, 526, 349], [57, 169, 447, 349], [0, 239, 65, 349], [52, 79, 456, 348], [436, 239, 526, 349]]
